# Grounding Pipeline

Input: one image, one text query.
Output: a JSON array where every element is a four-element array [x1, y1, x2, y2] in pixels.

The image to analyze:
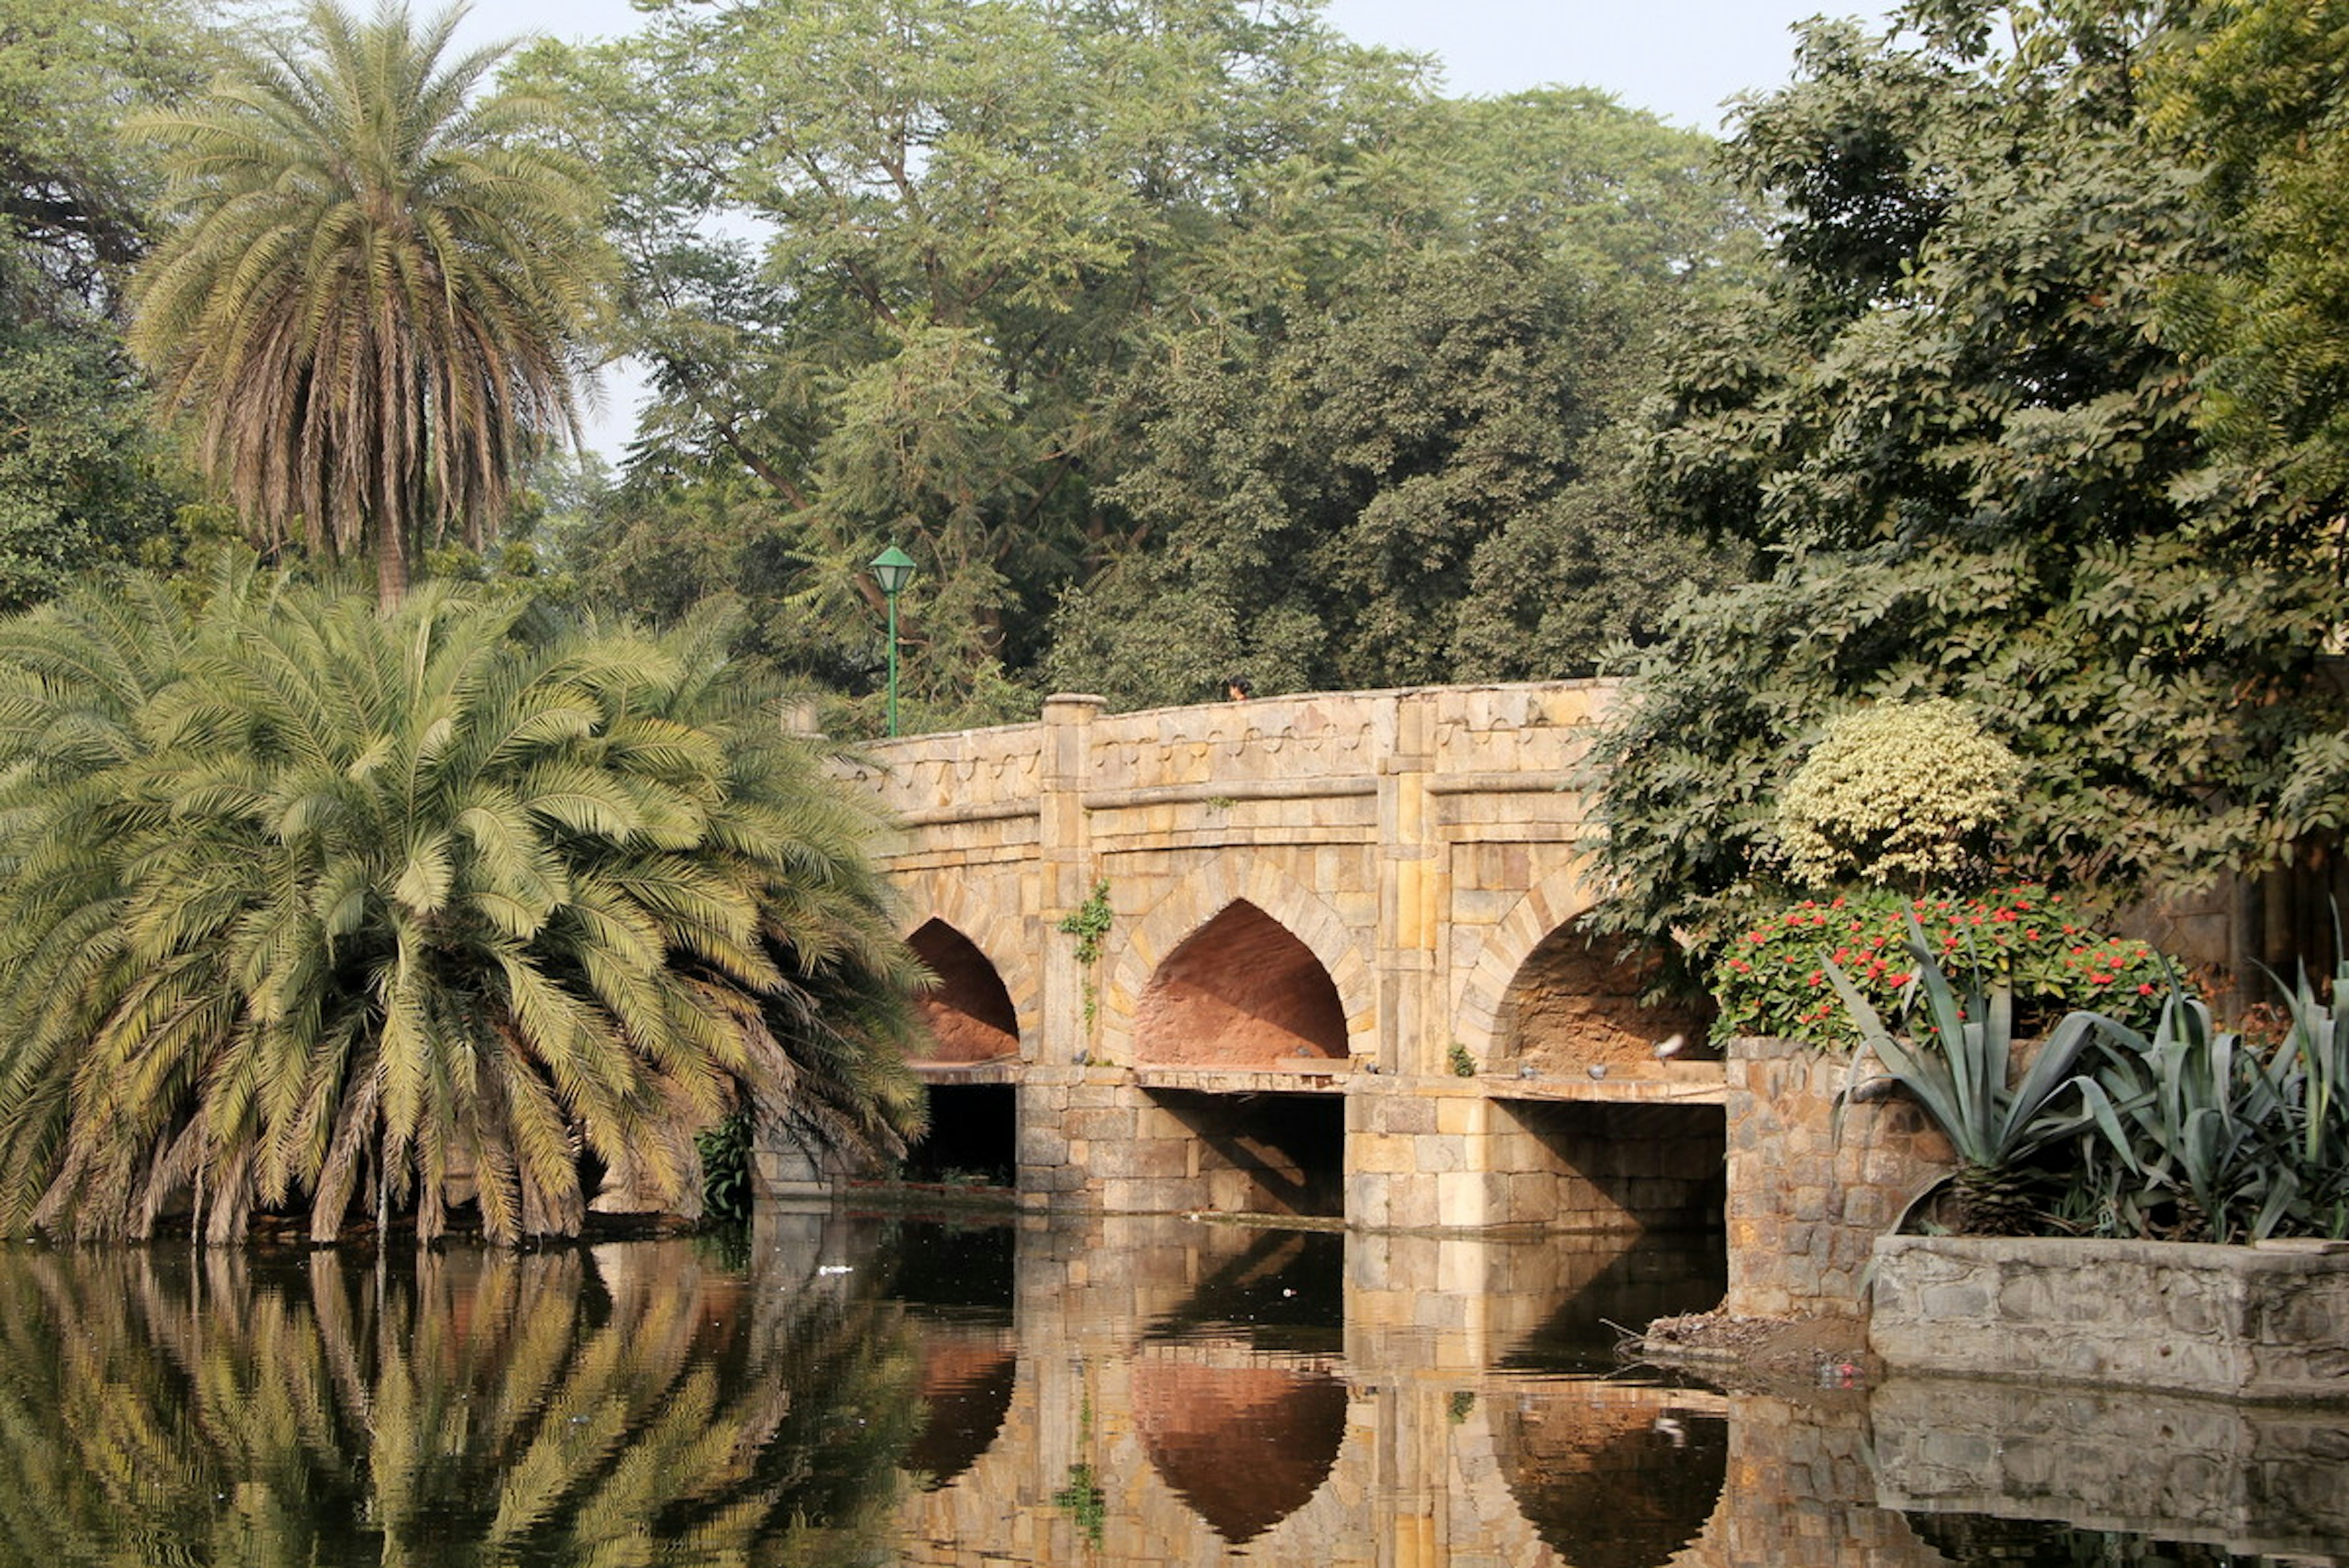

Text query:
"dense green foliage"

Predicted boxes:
[[527, 1, 1751, 718], [1589, 2, 2349, 952], [2154, 0, 2349, 496], [0, 562, 925, 1244], [128, 0, 614, 609], [0, 0, 216, 606]]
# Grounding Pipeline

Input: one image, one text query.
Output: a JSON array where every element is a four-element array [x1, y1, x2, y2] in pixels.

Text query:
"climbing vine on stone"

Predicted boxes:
[[1057, 880, 1113, 1028]]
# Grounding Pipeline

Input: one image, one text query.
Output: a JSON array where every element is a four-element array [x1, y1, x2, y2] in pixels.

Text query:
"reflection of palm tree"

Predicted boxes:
[[0, 1243, 926, 1565]]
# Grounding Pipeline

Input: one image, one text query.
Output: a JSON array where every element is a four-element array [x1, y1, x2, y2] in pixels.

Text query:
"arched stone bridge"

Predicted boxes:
[[814, 683, 1727, 1233]]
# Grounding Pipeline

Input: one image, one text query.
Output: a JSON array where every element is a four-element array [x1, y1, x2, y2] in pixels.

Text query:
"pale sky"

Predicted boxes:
[[437, 0, 1898, 450], [453, 0, 1892, 133]]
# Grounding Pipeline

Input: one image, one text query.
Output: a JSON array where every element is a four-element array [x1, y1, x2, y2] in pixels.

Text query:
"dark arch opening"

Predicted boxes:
[[907, 920, 1019, 1065], [1134, 901, 1346, 1069], [900, 1084, 1015, 1189], [1495, 915, 1714, 1076]]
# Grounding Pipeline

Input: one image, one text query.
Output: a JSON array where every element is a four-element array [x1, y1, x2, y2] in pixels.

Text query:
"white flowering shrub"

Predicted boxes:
[[1774, 699, 2019, 888]]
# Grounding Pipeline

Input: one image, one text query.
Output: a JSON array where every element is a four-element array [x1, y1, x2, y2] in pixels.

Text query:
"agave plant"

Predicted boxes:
[[1827, 918, 2110, 1234], [2073, 951, 2349, 1244], [0, 559, 926, 1244]]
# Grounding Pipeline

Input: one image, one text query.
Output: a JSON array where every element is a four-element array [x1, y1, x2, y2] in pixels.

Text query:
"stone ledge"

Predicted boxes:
[[1871, 1234, 2349, 1400]]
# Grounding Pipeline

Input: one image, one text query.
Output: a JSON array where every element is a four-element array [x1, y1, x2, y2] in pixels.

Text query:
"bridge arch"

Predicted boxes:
[[891, 870, 1038, 1060], [1103, 863, 1373, 1066], [1452, 865, 1709, 1072]]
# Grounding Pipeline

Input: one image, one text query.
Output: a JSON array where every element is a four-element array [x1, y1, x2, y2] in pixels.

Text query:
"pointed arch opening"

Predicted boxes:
[[907, 919, 1020, 1065], [1494, 915, 1714, 1077], [1134, 901, 1346, 1069]]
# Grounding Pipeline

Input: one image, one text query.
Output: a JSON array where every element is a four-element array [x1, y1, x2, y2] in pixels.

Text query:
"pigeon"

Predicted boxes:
[[1654, 1032, 1687, 1061]]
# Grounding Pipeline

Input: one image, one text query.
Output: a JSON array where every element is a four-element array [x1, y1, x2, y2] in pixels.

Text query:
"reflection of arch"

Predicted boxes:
[[1134, 901, 1347, 1068], [1495, 1392, 1728, 1568], [1132, 1350, 1349, 1545], [907, 920, 1019, 1063], [901, 1322, 1018, 1492], [892, 871, 1037, 1052], [1105, 864, 1371, 1063], [1454, 867, 1710, 1066]]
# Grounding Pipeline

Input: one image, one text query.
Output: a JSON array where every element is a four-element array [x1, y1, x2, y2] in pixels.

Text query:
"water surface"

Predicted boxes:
[[0, 1213, 2338, 1566]]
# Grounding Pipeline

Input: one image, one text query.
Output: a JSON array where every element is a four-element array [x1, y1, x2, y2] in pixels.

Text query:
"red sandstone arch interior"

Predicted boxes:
[[1132, 901, 1348, 1068], [907, 919, 1020, 1063], [1494, 915, 1715, 1075]]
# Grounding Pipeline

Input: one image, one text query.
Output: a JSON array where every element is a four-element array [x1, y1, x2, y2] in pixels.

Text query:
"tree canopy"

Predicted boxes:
[[0, 561, 926, 1245], [530, 0, 1753, 719], [128, 0, 615, 609], [1587, 1, 2349, 949]]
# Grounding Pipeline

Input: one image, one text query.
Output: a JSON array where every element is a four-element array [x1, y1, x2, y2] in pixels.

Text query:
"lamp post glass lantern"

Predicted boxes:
[[870, 545, 917, 736]]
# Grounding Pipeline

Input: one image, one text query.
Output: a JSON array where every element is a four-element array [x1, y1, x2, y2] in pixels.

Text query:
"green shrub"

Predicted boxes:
[[1775, 699, 2019, 889], [1711, 885, 2168, 1046]]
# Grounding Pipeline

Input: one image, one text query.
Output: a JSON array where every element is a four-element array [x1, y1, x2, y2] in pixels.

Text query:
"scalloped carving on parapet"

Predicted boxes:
[[1086, 694, 1384, 795], [833, 725, 1045, 820], [1426, 682, 1610, 779], [891, 870, 1039, 1056], [1102, 864, 1373, 1066]]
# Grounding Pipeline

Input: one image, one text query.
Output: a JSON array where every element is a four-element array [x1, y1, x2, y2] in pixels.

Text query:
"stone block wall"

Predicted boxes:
[[1487, 1099, 1724, 1233], [1724, 1036, 1953, 1318], [1869, 1235, 2349, 1399]]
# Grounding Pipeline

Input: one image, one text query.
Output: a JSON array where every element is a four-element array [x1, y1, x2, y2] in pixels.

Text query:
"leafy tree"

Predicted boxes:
[[127, 0, 614, 609], [1588, 4, 2349, 951], [527, 0, 1478, 712], [2151, 0, 2349, 496], [0, 0, 218, 604], [1046, 241, 1732, 704], [0, 561, 926, 1245]]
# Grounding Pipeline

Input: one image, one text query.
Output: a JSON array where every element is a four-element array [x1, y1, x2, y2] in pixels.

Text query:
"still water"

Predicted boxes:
[[0, 1212, 2341, 1567]]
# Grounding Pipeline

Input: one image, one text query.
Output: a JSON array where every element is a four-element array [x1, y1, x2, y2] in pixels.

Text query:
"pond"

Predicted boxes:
[[0, 1211, 2339, 1566]]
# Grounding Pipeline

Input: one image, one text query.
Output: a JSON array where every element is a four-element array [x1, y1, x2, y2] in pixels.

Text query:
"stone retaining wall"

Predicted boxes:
[[1723, 1036, 1952, 1317], [1870, 1235, 2349, 1400]]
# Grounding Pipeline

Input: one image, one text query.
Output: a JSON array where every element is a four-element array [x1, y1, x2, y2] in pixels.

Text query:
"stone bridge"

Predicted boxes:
[[801, 682, 1727, 1234]]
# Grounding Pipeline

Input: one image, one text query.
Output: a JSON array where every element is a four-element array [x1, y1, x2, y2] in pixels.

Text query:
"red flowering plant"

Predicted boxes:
[[1709, 885, 2170, 1047]]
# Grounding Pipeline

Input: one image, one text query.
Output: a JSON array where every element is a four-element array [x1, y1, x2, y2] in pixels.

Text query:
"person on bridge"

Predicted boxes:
[[1226, 676, 1253, 701]]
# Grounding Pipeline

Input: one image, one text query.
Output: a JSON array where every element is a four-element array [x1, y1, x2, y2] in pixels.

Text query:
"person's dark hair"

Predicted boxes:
[[1225, 676, 1253, 699]]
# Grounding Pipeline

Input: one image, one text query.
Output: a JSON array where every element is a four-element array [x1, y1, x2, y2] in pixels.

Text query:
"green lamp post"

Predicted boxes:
[[870, 544, 917, 736]]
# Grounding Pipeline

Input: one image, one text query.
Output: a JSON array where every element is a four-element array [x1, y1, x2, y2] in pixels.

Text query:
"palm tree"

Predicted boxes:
[[0, 560, 927, 1244], [127, 1, 612, 608]]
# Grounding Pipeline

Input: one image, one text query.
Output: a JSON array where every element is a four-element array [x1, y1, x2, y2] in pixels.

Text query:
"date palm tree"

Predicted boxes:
[[127, 1, 612, 608], [0, 560, 927, 1244]]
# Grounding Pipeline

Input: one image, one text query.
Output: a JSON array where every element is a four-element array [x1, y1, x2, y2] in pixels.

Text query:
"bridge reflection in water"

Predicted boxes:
[[0, 1216, 2339, 1566]]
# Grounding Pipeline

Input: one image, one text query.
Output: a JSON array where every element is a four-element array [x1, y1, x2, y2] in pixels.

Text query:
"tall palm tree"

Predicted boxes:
[[127, 1, 612, 608], [0, 560, 927, 1244]]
